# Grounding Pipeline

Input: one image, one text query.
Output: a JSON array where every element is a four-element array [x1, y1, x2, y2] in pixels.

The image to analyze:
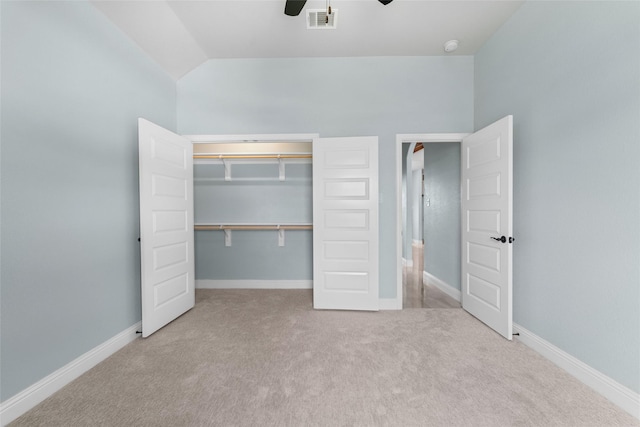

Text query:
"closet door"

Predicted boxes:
[[138, 118, 195, 337], [313, 136, 379, 311]]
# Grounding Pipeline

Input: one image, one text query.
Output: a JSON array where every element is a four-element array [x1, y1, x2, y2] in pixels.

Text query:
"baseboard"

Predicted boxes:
[[423, 271, 461, 302], [513, 323, 640, 420], [379, 297, 402, 310], [196, 279, 312, 289], [402, 258, 413, 268], [0, 322, 141, 426]]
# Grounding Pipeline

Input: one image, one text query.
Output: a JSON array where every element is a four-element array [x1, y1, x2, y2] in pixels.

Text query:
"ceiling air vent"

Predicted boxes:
[[307, 9, 338, 30]]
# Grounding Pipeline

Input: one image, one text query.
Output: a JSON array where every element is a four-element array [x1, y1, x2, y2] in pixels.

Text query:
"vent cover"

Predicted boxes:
[[307, 9, 338, 29]]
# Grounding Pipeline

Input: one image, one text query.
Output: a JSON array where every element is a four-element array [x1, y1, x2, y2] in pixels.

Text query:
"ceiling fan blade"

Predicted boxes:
[[284, 0, 307, 16], [378, 0, 394, 4]]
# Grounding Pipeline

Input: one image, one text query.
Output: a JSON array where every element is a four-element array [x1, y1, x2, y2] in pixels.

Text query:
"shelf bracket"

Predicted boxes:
[[278, 156, 285, 181], [224, 229, 232, 246], [222, 157, 231, 181], [278, 226, 285, 247]]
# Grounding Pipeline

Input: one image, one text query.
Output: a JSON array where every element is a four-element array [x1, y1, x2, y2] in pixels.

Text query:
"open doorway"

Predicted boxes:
[[397, 134, 465, 309]]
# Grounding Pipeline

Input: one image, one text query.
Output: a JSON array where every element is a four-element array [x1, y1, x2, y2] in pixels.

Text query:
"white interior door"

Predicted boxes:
[[461, 116, 513, 339], [138, 118, 195, 337], [313, 136, 379, 311]]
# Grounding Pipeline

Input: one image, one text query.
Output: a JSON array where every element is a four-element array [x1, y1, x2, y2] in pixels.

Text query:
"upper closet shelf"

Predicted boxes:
[[193, 141, 312, 181]]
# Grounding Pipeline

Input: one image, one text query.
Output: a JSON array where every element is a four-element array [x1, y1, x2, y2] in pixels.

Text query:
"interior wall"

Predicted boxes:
[[0, 1, 176, 401], [423, 142, 461, 290], [474, 1, 640, 393], [194, 161, 312, 280], [177, 56, 474, 297]]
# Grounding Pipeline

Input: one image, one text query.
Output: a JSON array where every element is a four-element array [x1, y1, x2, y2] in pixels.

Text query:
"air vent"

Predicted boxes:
[[307, 9, 338, 30]]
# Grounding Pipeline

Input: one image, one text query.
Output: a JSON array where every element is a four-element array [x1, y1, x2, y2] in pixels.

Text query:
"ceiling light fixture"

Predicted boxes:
[[444, 40, 459, 53]]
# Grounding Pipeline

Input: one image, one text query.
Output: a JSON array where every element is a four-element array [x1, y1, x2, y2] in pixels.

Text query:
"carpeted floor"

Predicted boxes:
[[11, 289, 639, 426]]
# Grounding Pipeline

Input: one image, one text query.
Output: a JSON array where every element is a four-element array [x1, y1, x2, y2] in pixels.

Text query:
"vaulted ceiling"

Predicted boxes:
[[92, 0, 523, 80]]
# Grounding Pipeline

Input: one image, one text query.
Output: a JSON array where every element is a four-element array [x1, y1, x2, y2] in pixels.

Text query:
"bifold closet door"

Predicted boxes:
[[313, 136, 379, 311], [138, 118, 195, 337]]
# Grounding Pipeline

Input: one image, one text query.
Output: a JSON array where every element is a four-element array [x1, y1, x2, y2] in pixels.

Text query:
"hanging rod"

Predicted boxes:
[[193, 154, 312, 160], [194, 224, 312, 231]]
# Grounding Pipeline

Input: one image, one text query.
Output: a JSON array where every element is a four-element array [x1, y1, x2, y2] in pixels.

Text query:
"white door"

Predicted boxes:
[[313, 137, 379, 311], [138, 118, 195, 337], [461, 116, 513, 339]]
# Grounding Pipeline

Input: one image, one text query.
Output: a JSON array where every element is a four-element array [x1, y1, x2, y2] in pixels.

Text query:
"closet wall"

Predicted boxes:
[[177, 56, 474, 297]]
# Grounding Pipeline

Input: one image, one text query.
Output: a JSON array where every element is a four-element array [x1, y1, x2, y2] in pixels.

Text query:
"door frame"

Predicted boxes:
[[187, 133, 318, 144], [395, 133, 469, 309]]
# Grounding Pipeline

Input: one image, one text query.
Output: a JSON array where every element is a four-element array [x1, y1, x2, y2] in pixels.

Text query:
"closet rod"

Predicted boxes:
[[194, 224, 312, 231], [193, 154, 312, 160]]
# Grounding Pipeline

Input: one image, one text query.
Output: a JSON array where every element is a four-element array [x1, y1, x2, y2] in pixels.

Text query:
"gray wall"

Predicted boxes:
[[178, 57, 474, 295], [423, 143, 461, 290], [475, 1, 640, 393], [0, 1, 176, 400]]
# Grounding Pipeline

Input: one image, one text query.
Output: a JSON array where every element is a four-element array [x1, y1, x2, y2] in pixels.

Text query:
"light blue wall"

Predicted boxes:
[[194, 162, 312, 279], [178, 57, 474, 296], [0, 1, 176, 401], [475, 1, 640, 393], [423, 142, 461, 290]]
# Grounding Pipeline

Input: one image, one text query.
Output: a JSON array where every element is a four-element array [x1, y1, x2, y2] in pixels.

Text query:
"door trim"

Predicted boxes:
[[395, 133, 469, 309], [186, 133, 319, 144]]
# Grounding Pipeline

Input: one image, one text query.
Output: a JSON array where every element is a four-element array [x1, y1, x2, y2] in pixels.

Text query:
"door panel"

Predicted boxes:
[[313, 137, 379, 311], [139, 118, 195, 337], [461, 116, 513, 339]]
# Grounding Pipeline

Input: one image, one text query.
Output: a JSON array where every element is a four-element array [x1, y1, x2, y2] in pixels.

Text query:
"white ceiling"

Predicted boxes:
[[92, 0, 523, 80]]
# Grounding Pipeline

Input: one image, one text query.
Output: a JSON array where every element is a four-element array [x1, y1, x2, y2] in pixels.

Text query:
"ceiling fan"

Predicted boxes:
[[285, 0, 393, 17]]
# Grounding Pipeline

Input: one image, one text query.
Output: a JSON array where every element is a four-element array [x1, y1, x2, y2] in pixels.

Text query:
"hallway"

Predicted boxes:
[[402, 245, 460, 309]]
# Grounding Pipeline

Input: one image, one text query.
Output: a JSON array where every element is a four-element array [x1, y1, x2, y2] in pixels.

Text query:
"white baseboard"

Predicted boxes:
[[196, 279, 312, 289], [379, 297, 401, 310], [0, 322, 141, 426], [513, 323, 640, 420], [197, 280, 400, 310], [402, 258, 413, 268], [423, 271, 461, 302]]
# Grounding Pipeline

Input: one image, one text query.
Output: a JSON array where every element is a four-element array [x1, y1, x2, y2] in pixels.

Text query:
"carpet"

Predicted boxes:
[[10, 289, 639, 426]]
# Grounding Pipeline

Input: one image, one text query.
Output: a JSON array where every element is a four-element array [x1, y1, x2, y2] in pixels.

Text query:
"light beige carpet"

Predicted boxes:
[[11, 289, 639, 426]]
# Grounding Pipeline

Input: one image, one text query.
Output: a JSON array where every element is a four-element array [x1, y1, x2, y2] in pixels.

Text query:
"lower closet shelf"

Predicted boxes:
[[194, 223, 312, 247]]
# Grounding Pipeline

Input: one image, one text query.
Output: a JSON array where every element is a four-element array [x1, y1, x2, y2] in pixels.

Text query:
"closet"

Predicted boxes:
[[138, 119, 379, 337]]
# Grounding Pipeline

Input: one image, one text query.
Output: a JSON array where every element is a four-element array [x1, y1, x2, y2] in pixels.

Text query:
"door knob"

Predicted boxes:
[[491, 236, 507, 243]]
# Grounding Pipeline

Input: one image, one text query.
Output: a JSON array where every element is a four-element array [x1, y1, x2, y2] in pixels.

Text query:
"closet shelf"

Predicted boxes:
[[193, 154, 311, 181], [193, 154, 311, 160], [194, 223, 312, 247], [194, 223, 312, 231]]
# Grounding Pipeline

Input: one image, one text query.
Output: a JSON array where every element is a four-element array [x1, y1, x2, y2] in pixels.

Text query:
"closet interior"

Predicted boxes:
[[192, 140, 314, 282]]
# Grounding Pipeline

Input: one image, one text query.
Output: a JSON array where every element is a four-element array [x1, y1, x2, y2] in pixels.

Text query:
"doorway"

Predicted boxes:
[[396, 134, 467, 309]]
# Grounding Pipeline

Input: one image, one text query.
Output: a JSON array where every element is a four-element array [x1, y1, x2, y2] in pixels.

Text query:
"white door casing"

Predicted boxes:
[[138, 118, 195, 337], [461, 115, 513, 339], [313, 137, 379, 311]]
